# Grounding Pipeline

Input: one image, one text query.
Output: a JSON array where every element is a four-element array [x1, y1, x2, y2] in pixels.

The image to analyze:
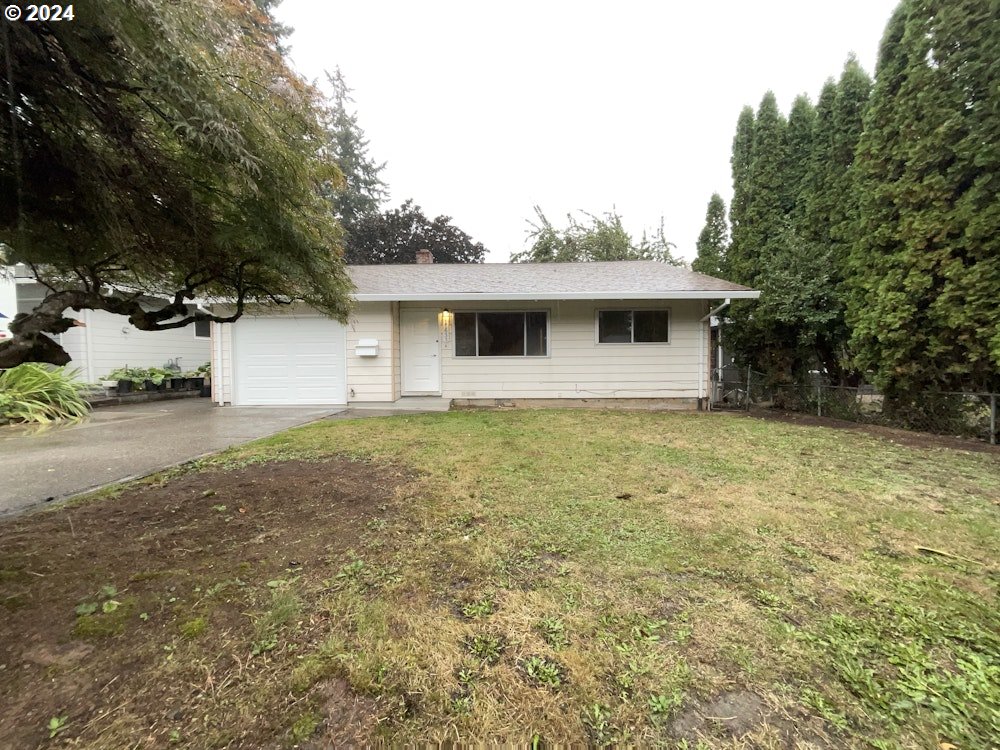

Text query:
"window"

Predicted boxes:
[[598, 309, 669, 343], [455, 311, 547, 356], [194, 319, 211, 339]]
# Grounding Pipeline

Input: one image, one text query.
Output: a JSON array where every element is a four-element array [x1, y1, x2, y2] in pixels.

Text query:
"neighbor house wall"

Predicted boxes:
[[16, 282, 211, 382], [399, 298, 709, 400]]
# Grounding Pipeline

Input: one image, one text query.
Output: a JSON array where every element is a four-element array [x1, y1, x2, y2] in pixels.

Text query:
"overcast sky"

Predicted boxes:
[[275, 0, 899, 264]]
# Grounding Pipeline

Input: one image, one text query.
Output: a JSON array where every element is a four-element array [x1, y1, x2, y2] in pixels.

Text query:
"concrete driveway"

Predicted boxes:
[[0, 399, 340, 517]]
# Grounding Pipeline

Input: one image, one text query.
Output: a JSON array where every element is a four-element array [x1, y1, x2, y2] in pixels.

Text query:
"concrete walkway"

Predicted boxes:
[[0, 400, 340, 517]]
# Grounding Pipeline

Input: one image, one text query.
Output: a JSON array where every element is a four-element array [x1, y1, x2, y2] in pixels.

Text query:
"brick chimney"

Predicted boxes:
[[415, 249, 434, 264]]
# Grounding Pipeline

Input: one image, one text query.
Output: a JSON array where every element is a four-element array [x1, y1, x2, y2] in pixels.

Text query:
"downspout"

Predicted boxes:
[[699, 299, 731, 409], [83, 308, 95, 384], [212, 321, 224, 406]]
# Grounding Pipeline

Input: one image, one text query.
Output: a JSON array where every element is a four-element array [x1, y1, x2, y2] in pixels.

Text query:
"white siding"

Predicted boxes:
[[15, 283, 210, 382], [345, 302, 395, 402], [0, 271, 17, 341], [212, 322, 234, 404], [399, 299, 709, 400], [215, 299, 711, 406]]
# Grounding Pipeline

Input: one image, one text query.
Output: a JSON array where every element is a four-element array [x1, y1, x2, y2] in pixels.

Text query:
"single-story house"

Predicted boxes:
[[6, 267, 211, 381], [209, 259, 759, 409]]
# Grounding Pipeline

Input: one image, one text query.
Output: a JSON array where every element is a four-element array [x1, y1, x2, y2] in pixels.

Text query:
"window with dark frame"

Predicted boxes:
[[598, 310, 669, 343], [454, 311, 548, 356], [194, 319, 211, 339]]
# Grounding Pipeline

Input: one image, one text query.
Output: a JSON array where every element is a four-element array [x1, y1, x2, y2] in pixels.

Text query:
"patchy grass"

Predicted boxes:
[[1, 409, 998, 748]]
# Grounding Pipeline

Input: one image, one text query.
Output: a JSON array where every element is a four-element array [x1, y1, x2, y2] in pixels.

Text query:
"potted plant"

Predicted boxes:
[[106, 367, 135, 395], [184, 370, 205, 392], [145, 368, 170, 392], [197, 362, 212, 397]]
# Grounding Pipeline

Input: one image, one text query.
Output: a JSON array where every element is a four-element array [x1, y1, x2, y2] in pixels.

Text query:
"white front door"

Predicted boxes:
[[400, 308, 441, 394]]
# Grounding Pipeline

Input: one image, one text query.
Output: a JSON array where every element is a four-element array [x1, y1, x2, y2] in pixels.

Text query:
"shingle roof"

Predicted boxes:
[[347, 261, 758, 301]]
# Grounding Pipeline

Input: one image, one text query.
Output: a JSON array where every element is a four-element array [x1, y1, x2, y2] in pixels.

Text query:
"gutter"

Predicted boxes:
[[354, 290, 760, 302], [699, 299, 731, 407]]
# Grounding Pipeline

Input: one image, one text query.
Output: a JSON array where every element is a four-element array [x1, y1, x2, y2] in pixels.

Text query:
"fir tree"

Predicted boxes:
[[848, 0, 1000, 395], [692, 194, 728, 277], [322, 68, 389, 231]]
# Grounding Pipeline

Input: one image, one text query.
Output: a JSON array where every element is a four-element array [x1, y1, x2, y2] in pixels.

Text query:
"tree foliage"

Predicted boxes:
[[344, 200, 486, 264], [322, 67, 389, 230], [847, 0, 1000, 395], [511, 208, 684, 265], [692, 194, 728, 277], [0, 0, 351, 368]]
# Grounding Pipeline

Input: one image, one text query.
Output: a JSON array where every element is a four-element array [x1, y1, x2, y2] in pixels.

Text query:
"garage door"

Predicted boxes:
[[233, 317, 347, 405]]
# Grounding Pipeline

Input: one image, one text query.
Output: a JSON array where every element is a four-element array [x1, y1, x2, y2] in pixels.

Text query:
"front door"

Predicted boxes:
[[400, 308, 441, 394]]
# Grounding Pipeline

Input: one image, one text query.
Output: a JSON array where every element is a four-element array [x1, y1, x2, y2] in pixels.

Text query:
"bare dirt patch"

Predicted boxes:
[[741, 408, 1000, 454], [670, 690, 833, 747], [0, 458, 410, 749]]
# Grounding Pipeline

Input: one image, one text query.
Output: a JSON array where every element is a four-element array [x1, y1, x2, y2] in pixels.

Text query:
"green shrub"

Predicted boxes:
[[0, 363, 90, 423]]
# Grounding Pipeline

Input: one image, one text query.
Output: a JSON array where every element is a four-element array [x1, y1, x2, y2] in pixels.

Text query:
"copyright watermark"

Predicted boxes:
[[4, 4, 76, 22]]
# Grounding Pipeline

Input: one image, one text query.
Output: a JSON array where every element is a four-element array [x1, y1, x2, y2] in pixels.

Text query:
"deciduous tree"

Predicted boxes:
[[511, 208, 683, 265], [0, 0, 352, 368], [345, 200, 486, 264]]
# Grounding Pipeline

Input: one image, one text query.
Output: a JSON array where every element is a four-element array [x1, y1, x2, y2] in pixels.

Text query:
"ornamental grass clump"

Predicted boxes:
[[0, 363, 90, 424]]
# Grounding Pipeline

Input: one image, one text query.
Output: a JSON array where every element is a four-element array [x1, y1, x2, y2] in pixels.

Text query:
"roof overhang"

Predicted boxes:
[[354, 290, 760, 302]]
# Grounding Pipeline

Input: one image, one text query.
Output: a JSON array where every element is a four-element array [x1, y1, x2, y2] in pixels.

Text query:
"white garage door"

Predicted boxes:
[[233, 316, 347, 405]]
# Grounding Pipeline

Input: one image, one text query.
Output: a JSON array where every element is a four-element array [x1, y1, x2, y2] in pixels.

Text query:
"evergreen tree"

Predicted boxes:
[[800, 79, 840, 243], [692, 194, 728, 277], [783, 95, 816, 215], [848, 0, 1000, 395], [726, 106, 755, 279], [322, 68, 389, 231], [725, 92, 793, 377]]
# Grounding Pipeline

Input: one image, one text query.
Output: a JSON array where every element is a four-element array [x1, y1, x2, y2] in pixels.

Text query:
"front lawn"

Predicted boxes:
[[1, 409, 997, 748]]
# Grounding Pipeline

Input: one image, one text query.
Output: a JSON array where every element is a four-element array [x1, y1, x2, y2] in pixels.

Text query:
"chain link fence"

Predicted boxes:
[[713, 365, 999, 445]]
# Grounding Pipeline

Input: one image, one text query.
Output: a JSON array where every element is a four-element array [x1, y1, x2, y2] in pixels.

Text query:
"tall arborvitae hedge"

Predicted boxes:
[[848, 0, 1000, 395]]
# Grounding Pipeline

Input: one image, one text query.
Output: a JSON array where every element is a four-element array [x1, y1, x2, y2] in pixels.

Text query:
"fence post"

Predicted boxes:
[[817, 384, 822, 417], [991, 394, 997, 445], [746, 366, 752, 411]]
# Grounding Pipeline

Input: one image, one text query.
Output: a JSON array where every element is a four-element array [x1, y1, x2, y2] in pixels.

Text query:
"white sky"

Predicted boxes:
[[275, 0, 899, 264]]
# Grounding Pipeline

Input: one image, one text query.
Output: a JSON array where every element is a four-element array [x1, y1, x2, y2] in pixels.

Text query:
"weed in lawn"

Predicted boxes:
[[335, 559, 365, 583], [290, 655, 336, 694], [460, 596, 495, 619], [455, 662, 479, 688], [251, 587, 301, 656], [583, 703, 619, 746], [72, 597, 135, 639], [289, 711, 320, 743], [796, 573, 1000, 747], [536, 616, 569, 649], [450, 694, 473, 714], [464, 632, 506, 664], [47, 716, 68, 739], [522, 655, 564, 688], [178, 617, 207, 639]]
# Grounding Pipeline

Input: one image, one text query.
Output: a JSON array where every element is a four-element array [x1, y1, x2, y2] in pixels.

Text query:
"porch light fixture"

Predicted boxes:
[[438, 308, 454, 343]]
